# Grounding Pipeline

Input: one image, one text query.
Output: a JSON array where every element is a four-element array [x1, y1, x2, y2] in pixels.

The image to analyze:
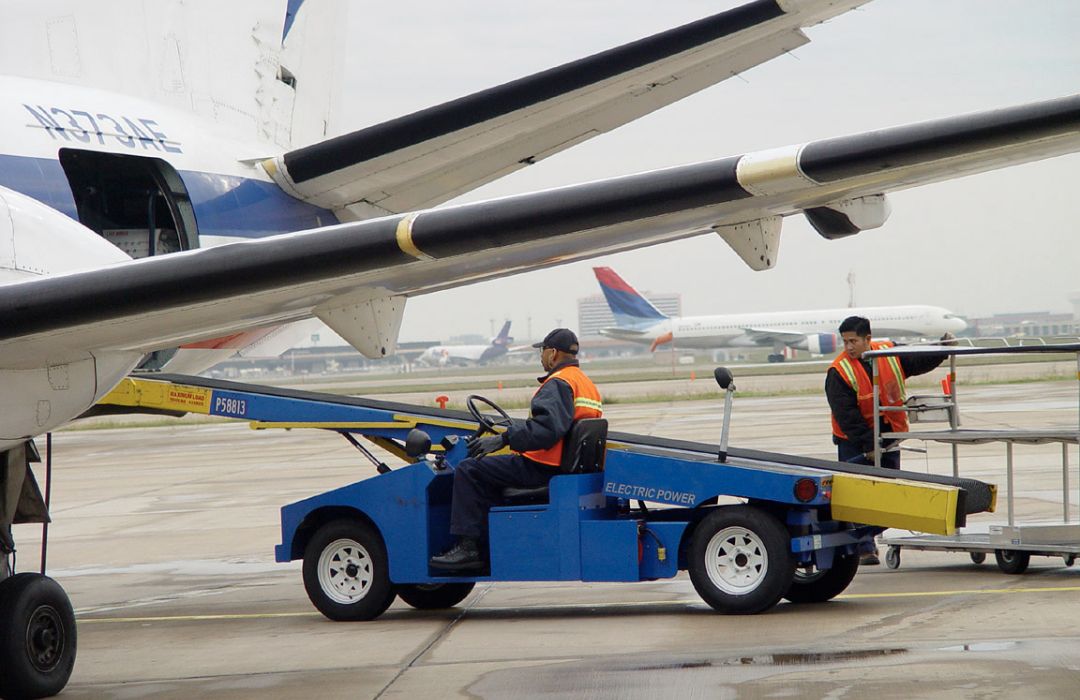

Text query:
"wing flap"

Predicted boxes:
[[741, 327, 808, 345]]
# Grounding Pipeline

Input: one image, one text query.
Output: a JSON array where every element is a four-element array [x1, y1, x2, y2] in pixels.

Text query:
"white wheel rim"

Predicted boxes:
[[318, 538, 374, 604], [704, 525, 769, 594]]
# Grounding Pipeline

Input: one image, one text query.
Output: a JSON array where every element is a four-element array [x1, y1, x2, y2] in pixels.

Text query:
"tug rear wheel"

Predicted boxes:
[[688, 505, 794, 614]]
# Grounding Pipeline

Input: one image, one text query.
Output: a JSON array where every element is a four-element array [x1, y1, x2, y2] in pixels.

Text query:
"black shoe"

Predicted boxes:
[[429, 537, 484, 571], [860, 553, 880, 566]]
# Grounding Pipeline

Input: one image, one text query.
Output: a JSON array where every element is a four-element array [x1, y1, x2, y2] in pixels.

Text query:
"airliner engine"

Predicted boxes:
[[799, 333, 840, 356], [0, 187, 144, 448]]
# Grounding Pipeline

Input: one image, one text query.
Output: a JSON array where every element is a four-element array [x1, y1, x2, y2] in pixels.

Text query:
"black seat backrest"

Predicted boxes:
[[558, 418, 608, 474]]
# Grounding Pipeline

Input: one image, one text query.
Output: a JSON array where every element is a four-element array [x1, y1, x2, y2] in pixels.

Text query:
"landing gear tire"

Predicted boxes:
[[688, 505, 794, 614], [1064, 554, 1076, 568], [767, 353, 785, 363], [303, 519, 396, 621], [0, 573, 77, 700], [994, 549, 1030, 575], [396, 582, 475, 610], [970, 551, 987, 565], [884, 546, 901, 570], [784, 553, 860, 604]]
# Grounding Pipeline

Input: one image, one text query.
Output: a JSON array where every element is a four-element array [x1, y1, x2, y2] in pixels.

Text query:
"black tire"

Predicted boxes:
[[884, 546, 901, 570], [396, 582, 475, 610], [0, 573, 77, 699], [302, 519, 396, 621], [1063, 554, 1076, 568], [784, 553, 860, 604], [970, 551, 987, 565], [687, 505, 795, 614], [994, 549, 1030, 575]]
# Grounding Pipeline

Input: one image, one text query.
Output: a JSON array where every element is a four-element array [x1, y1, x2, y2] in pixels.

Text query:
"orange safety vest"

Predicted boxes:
[[830, 341, 908, 440], [521, 365, 603, 466]]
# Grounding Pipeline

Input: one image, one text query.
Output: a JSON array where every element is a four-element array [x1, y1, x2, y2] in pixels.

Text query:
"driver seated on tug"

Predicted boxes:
[[429, 328, 602, 572]]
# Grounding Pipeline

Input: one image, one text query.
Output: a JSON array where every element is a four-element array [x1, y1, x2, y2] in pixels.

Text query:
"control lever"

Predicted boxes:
[[714, 367, 736, 463]]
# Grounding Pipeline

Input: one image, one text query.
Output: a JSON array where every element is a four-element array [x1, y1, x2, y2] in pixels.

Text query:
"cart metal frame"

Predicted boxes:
[[866, 342, 1080, 572]]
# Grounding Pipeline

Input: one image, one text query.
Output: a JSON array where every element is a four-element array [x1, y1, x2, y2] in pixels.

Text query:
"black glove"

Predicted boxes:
[[466, 433, 507, 458]]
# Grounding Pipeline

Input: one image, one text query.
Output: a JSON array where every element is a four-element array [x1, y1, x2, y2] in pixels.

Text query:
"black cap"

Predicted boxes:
[[532, 328, 579, 354]]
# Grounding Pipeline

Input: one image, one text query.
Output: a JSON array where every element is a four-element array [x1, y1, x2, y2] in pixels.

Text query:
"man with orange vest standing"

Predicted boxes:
[[827, 316, 952, 470], [430, 328, 602, 572]]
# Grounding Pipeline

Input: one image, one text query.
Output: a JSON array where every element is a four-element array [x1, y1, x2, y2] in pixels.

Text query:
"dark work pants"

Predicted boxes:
[[837, 439, 900, 470], [449, 453, 556, 540]]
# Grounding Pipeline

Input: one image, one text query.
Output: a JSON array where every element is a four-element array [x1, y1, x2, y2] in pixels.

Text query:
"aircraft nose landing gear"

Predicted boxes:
[[0, 573, 77, 699], [1, 438, 78, 699]]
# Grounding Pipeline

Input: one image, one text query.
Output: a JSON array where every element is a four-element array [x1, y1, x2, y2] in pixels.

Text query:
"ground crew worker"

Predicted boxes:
[[826, 315, 954, 470], [826, 315, 953, 565], [430, 328, 602, 571]]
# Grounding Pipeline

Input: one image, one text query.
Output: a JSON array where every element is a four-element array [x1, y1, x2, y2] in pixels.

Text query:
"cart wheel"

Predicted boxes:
[[784, 553, 860, 604], [994, 549, 1030, 575], [970, 551, 987, 565], [1063, 554, 1076, 568], [0, 573, 78, 700], [303, 519, 396, 621], [687, 505, 794, 614], [884, 546, 901, 570], [396, 582, 475, 610]]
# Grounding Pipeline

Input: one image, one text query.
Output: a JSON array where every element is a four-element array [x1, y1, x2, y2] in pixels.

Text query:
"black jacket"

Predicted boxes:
[[826, 350, 946, 452], [505, 360, 581, 453]]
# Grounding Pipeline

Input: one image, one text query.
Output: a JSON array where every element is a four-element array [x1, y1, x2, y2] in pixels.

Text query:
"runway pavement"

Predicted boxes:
[[17, 364, 1080, 698]]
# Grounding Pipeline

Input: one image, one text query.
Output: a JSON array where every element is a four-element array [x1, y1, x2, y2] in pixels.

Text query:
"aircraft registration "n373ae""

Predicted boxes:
[[593, 267, 967, 360], [0, 0, 1078, 695]]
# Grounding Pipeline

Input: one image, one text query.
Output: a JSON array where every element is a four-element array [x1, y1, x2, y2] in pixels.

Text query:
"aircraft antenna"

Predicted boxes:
[[847, 270, 856, 308]]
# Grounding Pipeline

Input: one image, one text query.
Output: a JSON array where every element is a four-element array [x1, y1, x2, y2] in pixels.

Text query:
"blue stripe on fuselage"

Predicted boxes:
[[0, 155, 78, 218], [178, 170, 335, 237], [0, 154, 336, 239]]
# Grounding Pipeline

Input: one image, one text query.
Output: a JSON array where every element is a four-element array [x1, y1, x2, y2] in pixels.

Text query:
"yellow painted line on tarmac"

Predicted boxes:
[[78, 611, 321, 624], [838, 584, 1080, 600], [75, 585, 1080, 624]]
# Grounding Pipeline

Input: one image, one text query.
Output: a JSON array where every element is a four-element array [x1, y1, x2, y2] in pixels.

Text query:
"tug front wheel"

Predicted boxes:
[[0, 573, 77, 699], [396, 583, 475, 610], [303, 519, 396, 621], [688, 506, 795, 614]]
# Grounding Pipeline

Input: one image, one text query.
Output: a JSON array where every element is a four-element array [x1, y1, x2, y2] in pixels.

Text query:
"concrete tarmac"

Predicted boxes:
[[16, 364, 1080, 698]]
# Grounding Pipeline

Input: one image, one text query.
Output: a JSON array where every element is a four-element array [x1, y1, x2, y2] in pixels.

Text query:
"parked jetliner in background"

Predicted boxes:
[[1, 0, 1079, 696], [595, 267, 967, 361], [417, 321, 515, 367]]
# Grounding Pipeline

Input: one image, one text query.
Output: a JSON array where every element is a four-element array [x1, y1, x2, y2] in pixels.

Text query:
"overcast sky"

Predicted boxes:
[[334, 0, 1080, 344]]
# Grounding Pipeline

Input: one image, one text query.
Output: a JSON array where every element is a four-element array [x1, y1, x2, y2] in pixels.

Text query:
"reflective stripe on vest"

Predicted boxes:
[[522, 365, 603, 467], [830, 340, 909, 440]]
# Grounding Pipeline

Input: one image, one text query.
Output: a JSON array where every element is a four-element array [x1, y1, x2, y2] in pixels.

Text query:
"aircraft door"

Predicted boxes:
[[57, 149, 199, 258]]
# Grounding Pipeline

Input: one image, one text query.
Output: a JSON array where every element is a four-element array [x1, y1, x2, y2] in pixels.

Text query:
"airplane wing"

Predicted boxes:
[[261, 0, 869, 217], [1, 93, 1078, 368], [741, 327, 808, 345]]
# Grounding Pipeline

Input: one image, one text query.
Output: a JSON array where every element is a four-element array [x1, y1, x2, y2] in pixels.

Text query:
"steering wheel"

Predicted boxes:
[[466, 394, 513, 435]]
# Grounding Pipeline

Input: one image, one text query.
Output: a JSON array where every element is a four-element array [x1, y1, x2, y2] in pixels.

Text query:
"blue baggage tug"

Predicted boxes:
[[101, 372, 997, 619]]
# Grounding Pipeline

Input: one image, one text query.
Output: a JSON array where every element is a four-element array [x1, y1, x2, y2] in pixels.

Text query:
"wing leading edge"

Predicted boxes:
[[0, 93, 1077, 364], [263, 0, 869, 217]]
